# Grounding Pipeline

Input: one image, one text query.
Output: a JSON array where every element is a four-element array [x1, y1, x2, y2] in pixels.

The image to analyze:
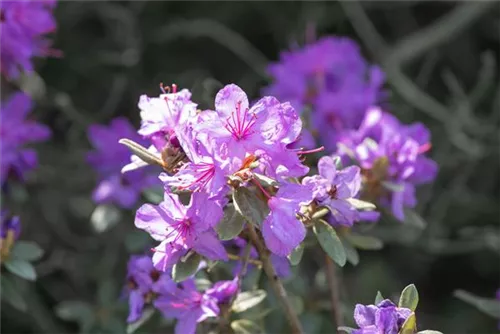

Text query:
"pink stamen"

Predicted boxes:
[[178, 163, 215, 191], [418, 143, 432, 154], [224, 100, 257, 141], [296, 146, 325, 155]]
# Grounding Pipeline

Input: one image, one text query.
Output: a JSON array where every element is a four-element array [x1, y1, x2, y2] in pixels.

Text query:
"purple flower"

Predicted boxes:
[[125, 255, 166, 323], [337, 107, 438, 221], [265, 37, 385, 149], [87, 117, 157, 209], [0, 92, 51, 184], [206, 277, 239, 304], [196, 84, 309, 179], [137, 87, 197, 152], [353, 299, 413, 334], [0, 0, 58, 79], [0, 212, 21, 240], [302, 156, 363, 226], [135, 190, 227, 271], [262, 182, 314, 256], [154, 278, 219, 334]]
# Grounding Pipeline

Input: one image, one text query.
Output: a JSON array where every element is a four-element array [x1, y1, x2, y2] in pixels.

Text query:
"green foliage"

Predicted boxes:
[[454, 290, 500, 319], [1, 275, 27, 311], [399, 284, 419, 311], [232, 290, 267, 313], [231, 319, 263, 334], [4, 258, 37, 281], [10, 241, 44, 262], [172, 253, 202, 283], [233, 187, 268, 227], [126, 308, 155, 334], [216, 204, 245, 240], [313, 219, 346, 267], [287, 243, 305, 266]]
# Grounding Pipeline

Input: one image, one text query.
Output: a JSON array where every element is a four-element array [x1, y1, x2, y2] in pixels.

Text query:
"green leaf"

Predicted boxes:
[[417, 331, 444, 334], [119, 138, 163, 166], [375, 291, 384, 304], [10, 241, 44, 262], [287, 243, 304, 266], [313, 220, 346, 267], [231, 290, 267, 313], [195, 278, 212, 291], [341, 238, 359, 266], [4, 258, 37, 281], [142, 187, 163, 204], [346, 234, 384, 250], [90, 204, 121, 233], [338, 326, 356, 333], [399, 284, 419, 311], [172, 253, 202, 283], [127, 307, 155, 334], [311, 207, 330, 220], [124, 231, 151, 253], [454, 289, 500, 319], [253, 173, 278, 187], [381, 181, 404, 192], [232, 187, 268, 227], [215, 204, 245, 240], [55, 300, 95, 331], [403, 209, 427, 229], [1, 275, 27, 311], [345, 198, 376, 210], [400, 313, 417, 334], [333, 156, 343, 169], [231, 319, 263, 334]]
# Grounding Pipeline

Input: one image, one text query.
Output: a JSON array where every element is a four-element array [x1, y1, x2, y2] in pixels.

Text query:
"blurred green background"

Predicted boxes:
[[2, 1, 499, 333]]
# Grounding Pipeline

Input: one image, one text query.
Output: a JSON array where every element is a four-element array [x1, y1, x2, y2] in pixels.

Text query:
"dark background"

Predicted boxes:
[[2, 1, 499, 333]]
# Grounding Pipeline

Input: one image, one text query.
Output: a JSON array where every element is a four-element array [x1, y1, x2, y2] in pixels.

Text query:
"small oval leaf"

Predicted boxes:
[[231, 319, 263, 334], [55, 300, 95, 329], [10, 241, 44, 262], [172, 253, 202, 283], [1, 275, 27, 311], [399, 284, 419, 311], [313, 220, 346, 267], [119, 138, 163, 166], [375, 291, 384, 304], [127, 307, 155, 334], [346, 234, 383, 250], [346, 198, 376, 211], [341, 238, 359, 266], [231, 290, 267, 313], [400, 312, 417, 334], [232, 187, 268, 227], [4, 258, 37, 281], [216, 204, 245, 240], [288, 243, 304, 266]]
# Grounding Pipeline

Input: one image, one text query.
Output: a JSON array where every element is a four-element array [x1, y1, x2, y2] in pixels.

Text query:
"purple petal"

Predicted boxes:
[[193, 232, 228, 261]]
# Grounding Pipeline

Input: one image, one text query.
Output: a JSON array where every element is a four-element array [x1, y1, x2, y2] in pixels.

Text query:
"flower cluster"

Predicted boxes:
[[352, 299, 412, 334], [264, 36, 385, 149], [87, 118, 158, 208], [125, 255, 237, 334], [0, 0, 58, 79], [336, 107, 438, 221], [0, 92, 51, 185]]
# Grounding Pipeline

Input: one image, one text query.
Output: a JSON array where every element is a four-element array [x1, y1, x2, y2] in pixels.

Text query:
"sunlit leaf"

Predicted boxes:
[[90, 204, 121, 233], [400, 313, 417, 334], [231, 319, 263, 334], [341, 237, 359, 266], [10, 241, 44, 262], [172, 253, 202, 283], [288, 243, 304, 266], [232, 290, 267, 313], [313, 220, 346, 267], [399, 284, 419, 311], [4, 258, 36, 281], [454, 289, 500, 319], [216, 204, 245, 240], [346, 198, 376, 211], [375, 291, 384, 304], [127, 307, 155, 334]]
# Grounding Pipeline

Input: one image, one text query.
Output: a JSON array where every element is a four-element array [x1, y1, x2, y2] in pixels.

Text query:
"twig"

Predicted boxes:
[[324, 254, 343, 328], [227, 252, 262, 267], [153, 19, 269, 78], [247, 225, 304, 334]]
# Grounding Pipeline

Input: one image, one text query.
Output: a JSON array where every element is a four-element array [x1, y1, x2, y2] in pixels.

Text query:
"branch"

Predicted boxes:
[[247, 225, 304, 334], [324, 254, 343, 328]]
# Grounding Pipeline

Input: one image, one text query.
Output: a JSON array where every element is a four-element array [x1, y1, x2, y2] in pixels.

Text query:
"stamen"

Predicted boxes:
[[418, 143, 431, 154], [252, 178, 271, 200], [296, 146, 325, 155]]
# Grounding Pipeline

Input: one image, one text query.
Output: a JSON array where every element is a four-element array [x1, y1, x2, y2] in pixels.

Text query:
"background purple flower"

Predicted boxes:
[[0, 0, 58, 79], [0, 92, 51, 184], [337, 107, 438, 221], [0, 211, 21, 240], [87, 117, 157, 208], [265, 36, 385, 149]]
